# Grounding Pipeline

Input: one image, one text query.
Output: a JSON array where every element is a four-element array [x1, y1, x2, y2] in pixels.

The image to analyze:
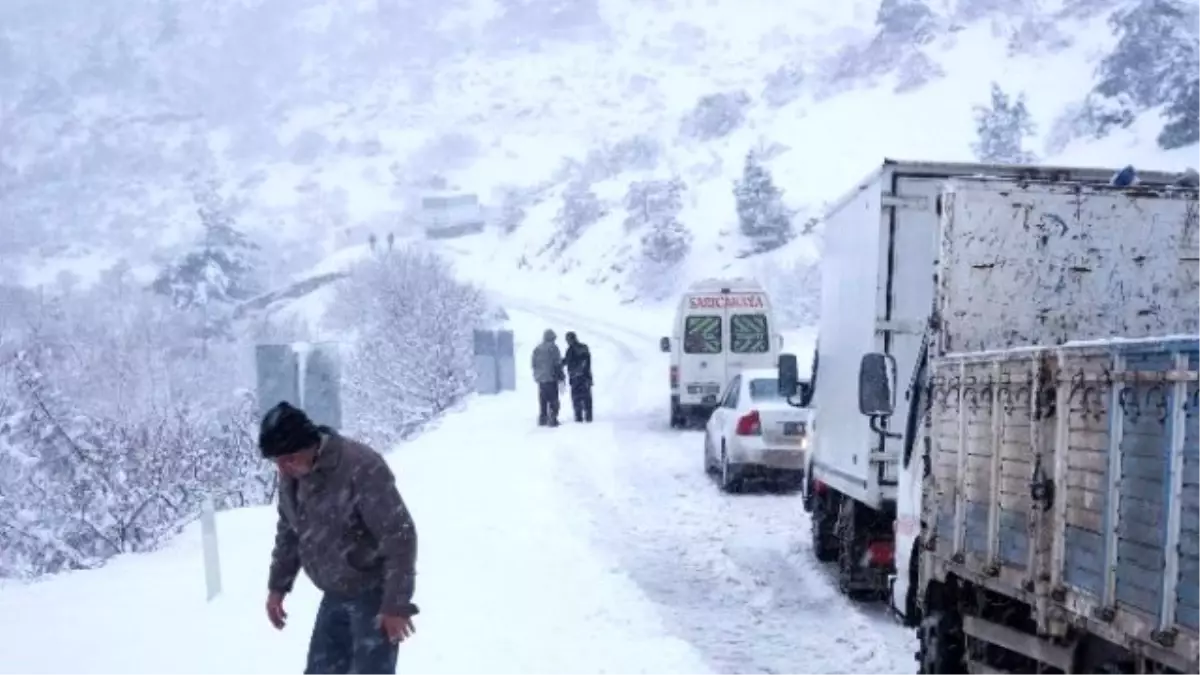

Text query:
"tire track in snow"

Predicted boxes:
[[500, 298, 915, 674]]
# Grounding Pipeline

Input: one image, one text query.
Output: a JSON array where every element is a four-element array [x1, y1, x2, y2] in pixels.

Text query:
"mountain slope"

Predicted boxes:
[[1, 0, 1195, 310]]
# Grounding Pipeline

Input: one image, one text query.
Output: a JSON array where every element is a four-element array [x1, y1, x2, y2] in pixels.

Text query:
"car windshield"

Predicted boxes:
[[747, 378, 782, 401]]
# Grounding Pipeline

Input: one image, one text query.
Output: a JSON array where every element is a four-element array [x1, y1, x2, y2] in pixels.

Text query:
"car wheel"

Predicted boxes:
[[670, 401, 684, 429], [719, 442, 740, 493]]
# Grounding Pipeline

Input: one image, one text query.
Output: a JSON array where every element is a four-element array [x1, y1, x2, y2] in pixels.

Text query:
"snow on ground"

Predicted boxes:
[[0, 289, 905, 674], [0, 311, 702, 675], [511, 298, 913, 674]]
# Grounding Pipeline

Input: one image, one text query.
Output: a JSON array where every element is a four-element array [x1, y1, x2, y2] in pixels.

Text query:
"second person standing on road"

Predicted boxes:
[[563, 331, 593, 423], [531, 328, 565, 427]]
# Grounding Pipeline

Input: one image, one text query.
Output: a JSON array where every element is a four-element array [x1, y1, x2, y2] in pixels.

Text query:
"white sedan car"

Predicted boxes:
[[703, 367, 812, 493]]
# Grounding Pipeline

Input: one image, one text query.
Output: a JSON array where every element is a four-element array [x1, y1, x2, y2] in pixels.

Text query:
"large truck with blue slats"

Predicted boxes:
[[780, 161, 1199, 672]]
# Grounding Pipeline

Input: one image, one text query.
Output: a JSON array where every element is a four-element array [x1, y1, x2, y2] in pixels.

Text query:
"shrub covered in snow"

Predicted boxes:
[[679, 90, 751, 141], [544, 180, 607, 257], [0, 271, 271, 579], [762, 63, 806, 108], [578, 134, 663, 183], [326, 245, 485, 448], [877, 0, 938, 45], [623, 177, 685, 233]]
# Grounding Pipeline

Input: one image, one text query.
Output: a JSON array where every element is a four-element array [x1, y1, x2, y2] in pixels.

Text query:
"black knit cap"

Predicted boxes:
[[259, 401, 321, 458]]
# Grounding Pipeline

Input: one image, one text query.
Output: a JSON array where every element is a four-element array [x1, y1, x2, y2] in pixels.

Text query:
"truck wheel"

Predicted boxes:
[[916, 611, 965, 674], [811, 491, 837, 562], [836, 500, 858, 596]]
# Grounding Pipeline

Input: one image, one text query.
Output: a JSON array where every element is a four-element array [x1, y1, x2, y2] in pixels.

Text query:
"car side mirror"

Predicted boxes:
[[858, 352, 897, 416], [659, 336, 670, 353], [778, 353, 799, 397]]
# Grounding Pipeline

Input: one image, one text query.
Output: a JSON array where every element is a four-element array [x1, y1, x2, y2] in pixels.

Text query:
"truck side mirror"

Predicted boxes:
[[778, 353, 799, 397], [796, 381, 812, 406], [659, 336, 670, 353], [858, 352, 897, 416]]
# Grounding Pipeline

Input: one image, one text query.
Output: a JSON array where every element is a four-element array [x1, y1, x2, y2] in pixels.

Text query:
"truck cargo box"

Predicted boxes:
[[921, 177, 1199, 671], [935, 177, 1199, 352]]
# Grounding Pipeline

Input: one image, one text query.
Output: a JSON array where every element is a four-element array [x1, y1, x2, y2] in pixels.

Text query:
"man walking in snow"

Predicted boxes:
[[531, 328, 565, 426], [563, 331, 594, 423], [259, 401, 419, 675]]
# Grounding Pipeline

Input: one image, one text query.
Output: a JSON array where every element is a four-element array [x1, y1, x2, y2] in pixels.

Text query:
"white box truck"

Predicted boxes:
[[783, 159, 1186, 597], [781, 160, 1198, 672]]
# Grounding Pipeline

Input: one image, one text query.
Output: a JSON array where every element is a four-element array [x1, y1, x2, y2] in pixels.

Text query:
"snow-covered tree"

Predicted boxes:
[[545, 180, 606, 257], [640, 218, 693, 266], [1057, 0, 1122, 19], [1159, 72, 1199, 149], [623, 177, 685, 232], [971, 82, 1037, 164], [152, 179, 261, 312], [733, 151, 794, 252], [762, 62, 805, 108], [630, 218, 694, 302], [1088, 0, 1198, 138], [575, 135, 662, 183], [327, 246, 485, 447], [679, 90, 751, 141], [877, 0, 937, 45]]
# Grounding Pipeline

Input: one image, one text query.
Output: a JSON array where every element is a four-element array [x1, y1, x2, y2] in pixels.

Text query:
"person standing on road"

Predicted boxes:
[[562, 331, 594, 423], [259, 401, 419, 675], [531, 328, 565, 426]]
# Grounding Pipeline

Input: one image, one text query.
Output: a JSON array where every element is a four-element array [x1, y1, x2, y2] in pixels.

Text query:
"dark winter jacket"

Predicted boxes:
[[563, 342, 592, 386], [531, 329, 564, 384], [268, 433, 418, 617]]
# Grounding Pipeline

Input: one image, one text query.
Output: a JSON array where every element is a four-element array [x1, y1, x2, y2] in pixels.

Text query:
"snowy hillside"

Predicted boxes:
[[1, 0, 1196, 311]]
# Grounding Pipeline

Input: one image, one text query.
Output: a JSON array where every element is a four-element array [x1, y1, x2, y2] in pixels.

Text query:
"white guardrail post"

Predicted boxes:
[[201, 496, 222, 602]]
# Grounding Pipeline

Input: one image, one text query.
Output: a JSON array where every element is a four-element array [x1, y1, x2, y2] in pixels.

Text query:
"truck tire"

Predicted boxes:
[[916, 611, 965, 674], [836, 499, 859, 596], [811, 491, 837, 562]]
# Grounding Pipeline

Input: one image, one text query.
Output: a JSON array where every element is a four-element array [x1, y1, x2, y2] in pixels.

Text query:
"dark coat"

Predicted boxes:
[[563, 342, 592, 386], [268, 433, 418, 616]]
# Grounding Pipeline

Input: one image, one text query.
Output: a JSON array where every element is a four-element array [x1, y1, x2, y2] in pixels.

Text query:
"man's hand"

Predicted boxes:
[[378, 614, 415, 644], [266, 591, 288, 630]]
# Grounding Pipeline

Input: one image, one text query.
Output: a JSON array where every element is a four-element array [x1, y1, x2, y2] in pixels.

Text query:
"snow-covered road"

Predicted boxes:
[[506, 300, 915, 674], [0, 299, 914, 674]]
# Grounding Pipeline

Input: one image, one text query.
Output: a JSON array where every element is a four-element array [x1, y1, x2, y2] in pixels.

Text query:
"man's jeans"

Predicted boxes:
[[304, 588, 399, 674]]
